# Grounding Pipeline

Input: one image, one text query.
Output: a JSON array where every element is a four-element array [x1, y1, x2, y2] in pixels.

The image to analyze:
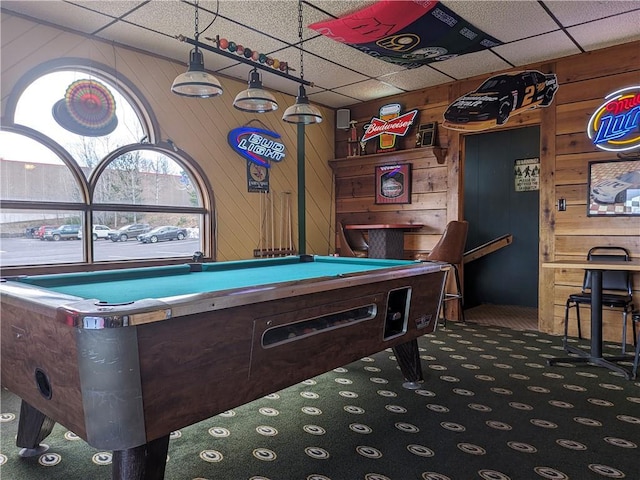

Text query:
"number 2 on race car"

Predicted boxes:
[[522, 85, 536, 107]]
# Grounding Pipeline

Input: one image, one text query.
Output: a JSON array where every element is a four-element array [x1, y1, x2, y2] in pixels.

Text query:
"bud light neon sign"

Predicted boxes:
[[228, 126, 285, 167], [587, 86, 640, 152]]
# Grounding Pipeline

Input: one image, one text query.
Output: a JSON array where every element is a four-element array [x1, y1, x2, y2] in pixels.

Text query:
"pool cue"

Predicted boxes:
[[270, 191, 275, 256], [285, 191, 293, 251], [259, 191, 263, 255]]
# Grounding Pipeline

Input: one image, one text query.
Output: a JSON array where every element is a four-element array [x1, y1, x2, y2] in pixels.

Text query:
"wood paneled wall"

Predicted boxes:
[[1, 12, 335, 262], [333, 41, 640, 340]]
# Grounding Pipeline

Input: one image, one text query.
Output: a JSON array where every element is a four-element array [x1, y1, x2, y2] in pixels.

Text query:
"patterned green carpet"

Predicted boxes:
[[1, 322, 639, 480]]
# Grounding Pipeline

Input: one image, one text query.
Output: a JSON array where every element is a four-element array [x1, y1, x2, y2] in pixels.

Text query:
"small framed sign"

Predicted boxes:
[[514, 157, 540, 192], [417, 122, 437, 147], [247, 161, 269, 192], [375, 164, 411, 204]]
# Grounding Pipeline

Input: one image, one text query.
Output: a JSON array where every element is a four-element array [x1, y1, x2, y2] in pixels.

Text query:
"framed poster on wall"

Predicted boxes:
[[375, 163, 411, 204], [587, 158, 640, 216]]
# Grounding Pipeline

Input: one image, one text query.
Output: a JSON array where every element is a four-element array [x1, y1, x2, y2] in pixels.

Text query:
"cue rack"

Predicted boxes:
[[254, 191, 296, 258]]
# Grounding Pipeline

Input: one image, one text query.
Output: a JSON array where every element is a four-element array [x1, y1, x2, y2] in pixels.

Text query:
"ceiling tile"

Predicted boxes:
[[441, 0, 559, 43], [304, 35, 405, 79], [378, 66, 455, 92], [307, 0, 376, 17], [568, 10, 640, 51], [544, 0, 640, 27], [2, 0, 118, 34], [213, 0, 330, 45], [432, 50, 512, 81], [97, 22, 194, 65], [308, 90, 361, 108], [117, 2, 291, 56], [67, 0, 149, 18], [333, 79, 405, 102], [493, 31, 581, 67], [276, 46, 370, 90]]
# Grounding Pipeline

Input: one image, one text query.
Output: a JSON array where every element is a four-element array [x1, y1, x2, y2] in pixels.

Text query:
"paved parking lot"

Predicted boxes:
[[0, 236, 201, 267]]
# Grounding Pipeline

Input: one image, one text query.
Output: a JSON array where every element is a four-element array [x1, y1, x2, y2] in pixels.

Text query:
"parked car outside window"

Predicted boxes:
[[137, 226, 188, 244], [78, 224, 111, 241], [45, 224, 80, 241], [108, 223, 151, 242], [35, 225, 56, 240]]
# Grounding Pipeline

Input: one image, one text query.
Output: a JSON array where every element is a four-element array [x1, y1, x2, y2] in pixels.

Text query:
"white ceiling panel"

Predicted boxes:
[[276, 45, 370, 90], [2, 0, 117, 34], [544, 0, 640, 27], [378, 66, 455, 92], [333, 79, 405, 102], [493, 30, 582, 67], [304, 35, 405, 79], [433, 49, 513, 81], [2, 0, 638, 109], [567, 10, 640, 51], [441, 0, 559, 42], [67, 0, 149, 18]]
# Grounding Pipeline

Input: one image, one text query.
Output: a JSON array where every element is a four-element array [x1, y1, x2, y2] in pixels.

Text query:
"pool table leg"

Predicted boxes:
[[112, 434, 170, 480], [16, 400, 55, 457], [392, 339, 424, 389]]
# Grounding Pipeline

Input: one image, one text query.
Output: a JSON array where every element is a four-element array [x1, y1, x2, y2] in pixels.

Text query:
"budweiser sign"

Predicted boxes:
[[361, 109, 418, 144]]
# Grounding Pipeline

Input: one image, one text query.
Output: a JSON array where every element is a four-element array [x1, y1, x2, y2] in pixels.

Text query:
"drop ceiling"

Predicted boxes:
[[2, 0, 639, 109]]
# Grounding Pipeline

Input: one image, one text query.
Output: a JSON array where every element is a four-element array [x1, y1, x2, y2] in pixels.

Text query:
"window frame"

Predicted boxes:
[[1, 59, 216, 276]]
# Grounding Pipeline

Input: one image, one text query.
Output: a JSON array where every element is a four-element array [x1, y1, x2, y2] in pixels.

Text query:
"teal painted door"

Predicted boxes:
[[463, 127, 540, 307]]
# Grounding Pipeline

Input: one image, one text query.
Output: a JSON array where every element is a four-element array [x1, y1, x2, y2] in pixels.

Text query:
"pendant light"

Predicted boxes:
[[171, 0, 223, 98], [282, 0, 323, 124], [233, 68, 278, 112]]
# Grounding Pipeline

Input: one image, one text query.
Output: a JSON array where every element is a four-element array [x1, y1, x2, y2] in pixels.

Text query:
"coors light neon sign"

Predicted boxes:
[[587, 86, 640, 152]]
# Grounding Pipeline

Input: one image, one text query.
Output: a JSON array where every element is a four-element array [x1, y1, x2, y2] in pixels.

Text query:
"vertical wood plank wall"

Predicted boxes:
[[0, 13, 336, 262], [333, 41, 640, 339]]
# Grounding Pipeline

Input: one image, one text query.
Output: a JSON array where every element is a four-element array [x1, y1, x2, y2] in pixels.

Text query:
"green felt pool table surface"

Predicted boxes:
[[17, 255, 417, 304]]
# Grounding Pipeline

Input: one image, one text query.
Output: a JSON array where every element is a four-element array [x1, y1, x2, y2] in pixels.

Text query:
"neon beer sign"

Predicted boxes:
[[227, 126, 285, 167], [587, 86, 640, 152], [361, 103, 418, 152]]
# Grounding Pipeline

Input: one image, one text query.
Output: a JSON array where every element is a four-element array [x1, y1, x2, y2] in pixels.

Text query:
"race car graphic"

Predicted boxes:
[[442, 70, 558, 131], [591, 170, 640, 204]]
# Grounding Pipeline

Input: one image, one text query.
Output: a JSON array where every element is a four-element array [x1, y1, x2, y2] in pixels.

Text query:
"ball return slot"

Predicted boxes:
[[261, 304, 377, 347], [383, 287, 411, 339]]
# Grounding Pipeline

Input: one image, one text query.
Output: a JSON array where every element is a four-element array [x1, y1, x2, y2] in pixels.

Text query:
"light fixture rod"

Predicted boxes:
[[179, 35, 313, 87]]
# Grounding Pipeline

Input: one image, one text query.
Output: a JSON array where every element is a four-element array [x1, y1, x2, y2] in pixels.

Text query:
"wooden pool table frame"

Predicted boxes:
[[1, 256, 448, 480]]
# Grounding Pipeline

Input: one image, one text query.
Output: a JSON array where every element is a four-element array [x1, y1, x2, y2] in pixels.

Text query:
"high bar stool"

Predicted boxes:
[[426, 220, 469, 326]]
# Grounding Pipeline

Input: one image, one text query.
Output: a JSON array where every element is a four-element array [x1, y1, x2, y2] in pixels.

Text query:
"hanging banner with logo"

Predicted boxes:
[[227, 125, 285, 167], [309, 0, 502, 69], [587, 86, 640, 153], [514, 157, 540, 192]]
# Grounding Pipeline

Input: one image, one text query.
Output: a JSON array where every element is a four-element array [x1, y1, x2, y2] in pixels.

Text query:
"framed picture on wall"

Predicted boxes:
[[587, 158, 640, 216], [375, 163, 411, 204]]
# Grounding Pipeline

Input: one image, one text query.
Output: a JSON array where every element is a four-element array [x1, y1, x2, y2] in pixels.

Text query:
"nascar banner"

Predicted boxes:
[[309, 0, 502, 69]]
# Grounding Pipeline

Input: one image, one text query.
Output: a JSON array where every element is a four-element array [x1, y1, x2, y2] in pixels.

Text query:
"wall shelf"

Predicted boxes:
[[329, 146, 448, 167]]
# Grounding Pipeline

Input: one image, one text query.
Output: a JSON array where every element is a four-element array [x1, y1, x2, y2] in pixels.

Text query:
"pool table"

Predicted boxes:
[[1, 255, 448, 480]]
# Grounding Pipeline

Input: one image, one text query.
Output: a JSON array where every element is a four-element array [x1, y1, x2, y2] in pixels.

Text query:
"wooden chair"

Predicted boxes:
[[564, 246, 635, 353], [336, 222, 368, 257], [426, 220, 469, 324]]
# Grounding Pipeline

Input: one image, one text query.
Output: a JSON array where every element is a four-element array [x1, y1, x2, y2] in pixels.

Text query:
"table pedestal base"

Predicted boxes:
[[368, 229, 405, 259], [547, 344, 633, 379]]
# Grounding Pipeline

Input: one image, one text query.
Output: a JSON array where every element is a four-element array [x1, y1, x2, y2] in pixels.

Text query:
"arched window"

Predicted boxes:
[[0, 62, 214, 269]]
